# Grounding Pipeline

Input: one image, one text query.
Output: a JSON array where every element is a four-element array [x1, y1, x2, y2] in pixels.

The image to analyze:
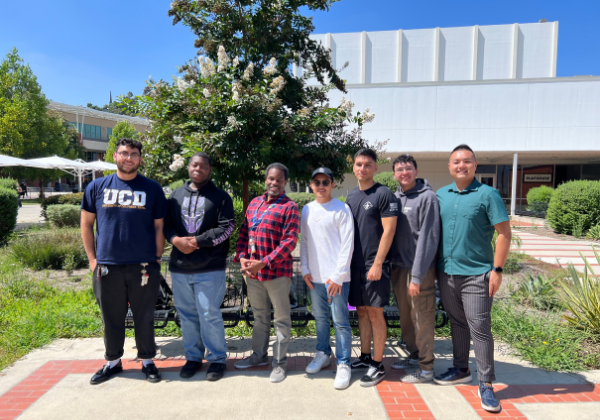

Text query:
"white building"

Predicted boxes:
[[304, 21, 600, 212]]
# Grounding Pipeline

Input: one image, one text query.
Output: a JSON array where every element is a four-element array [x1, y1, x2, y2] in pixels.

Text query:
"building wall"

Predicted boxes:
[[48, 101, 150, 155], [303, 22, 557, 84], [325, 77, 600, 154]]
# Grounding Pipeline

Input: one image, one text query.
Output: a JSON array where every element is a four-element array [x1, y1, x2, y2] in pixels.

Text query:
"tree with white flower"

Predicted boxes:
[[139, 0, 382, 210]]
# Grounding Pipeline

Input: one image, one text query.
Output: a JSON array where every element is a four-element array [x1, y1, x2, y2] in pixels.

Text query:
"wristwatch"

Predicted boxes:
[[492, 266, 503, 273]]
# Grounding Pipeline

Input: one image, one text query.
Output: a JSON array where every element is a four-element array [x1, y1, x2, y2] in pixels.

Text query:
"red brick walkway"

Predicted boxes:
[[1, 358, 598, 420]]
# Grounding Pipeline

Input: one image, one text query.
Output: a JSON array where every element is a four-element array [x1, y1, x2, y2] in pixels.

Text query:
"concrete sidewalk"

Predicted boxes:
[[1, 336, 599, 420], [512, 230, 599, 274]]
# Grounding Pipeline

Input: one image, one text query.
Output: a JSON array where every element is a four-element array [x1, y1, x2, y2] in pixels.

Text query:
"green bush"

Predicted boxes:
[[0, 178, 18, 191], [558, 247, 600, 335], [8, 228, 88, 270], [286, 192, 314, 213], [586, 224, 600, 241], [374, 172, 397, 192], [512, 274, 560, 310], [169, 179, 185, 191], [547, 181, 600, 235], [229, 198, 245, 256], [47, 205, 81, 228], [0, 185, 19, 246], [526, 185, 554, 205], [41, 193, 84, 220]]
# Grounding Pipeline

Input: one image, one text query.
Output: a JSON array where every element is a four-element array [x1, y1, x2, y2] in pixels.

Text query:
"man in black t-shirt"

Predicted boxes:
[[346, 149, 398, 387]]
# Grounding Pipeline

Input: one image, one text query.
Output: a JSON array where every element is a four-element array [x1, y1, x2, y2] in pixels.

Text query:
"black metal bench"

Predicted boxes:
[[125, 256, 449, 331]]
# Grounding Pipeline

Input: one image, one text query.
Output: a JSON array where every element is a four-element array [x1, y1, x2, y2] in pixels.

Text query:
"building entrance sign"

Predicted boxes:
[[523, 174, 552, 183]]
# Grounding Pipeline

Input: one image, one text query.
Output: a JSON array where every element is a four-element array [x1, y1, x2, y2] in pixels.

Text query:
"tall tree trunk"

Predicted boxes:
[[242, 179, 249, 214], [38, 177, 45, 199]]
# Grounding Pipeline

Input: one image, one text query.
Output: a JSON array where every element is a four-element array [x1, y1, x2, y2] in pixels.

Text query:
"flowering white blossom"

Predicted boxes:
[[297, 108, 310, 118], [233, 56, 240, 68], [177, 77, 194, 92], [217, 45, 231, 72], [242, 63, 254, 81], [169, 154, 186, 172], [339, 96, 354, 114], [203, 87, 212, 98], [361, 108, 375, 123], [269, 75, 286, 94], [173, 136, 183, 144], [199, 56, 216, 78], [263, 57, 278, 75], [227, 115, 240, 128], [231, 80, 243, 101]]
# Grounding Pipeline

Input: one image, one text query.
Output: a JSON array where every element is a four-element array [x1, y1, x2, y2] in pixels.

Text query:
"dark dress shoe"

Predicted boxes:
[[206, 363, 226, 382], [180, 360, 202, 378], [142, 363, 161, 383], [90, 361, 123, 385]]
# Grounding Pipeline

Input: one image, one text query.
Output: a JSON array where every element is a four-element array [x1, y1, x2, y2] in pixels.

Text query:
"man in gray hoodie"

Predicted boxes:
[[390, 154, 440, 383]]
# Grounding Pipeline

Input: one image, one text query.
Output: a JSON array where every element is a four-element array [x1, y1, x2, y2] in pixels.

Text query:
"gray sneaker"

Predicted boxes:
[[391, 356, 419, 370], [234, 354, 269, 369], [401, 369, 434, 384], [270, 366, 286, 383]]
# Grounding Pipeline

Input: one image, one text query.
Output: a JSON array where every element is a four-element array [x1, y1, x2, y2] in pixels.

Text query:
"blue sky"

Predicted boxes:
[[1, 0, 598, 106]]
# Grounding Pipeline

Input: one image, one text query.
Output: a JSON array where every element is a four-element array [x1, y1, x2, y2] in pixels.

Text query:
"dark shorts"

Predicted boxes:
[[349, 263, 391, 308]]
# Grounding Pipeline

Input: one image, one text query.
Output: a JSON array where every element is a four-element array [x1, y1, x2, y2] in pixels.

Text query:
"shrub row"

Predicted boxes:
[[547, 180, 600, 235], [0, 178, 19, 246], [47, 205, 81, 228], [41, 193, 83, 220]]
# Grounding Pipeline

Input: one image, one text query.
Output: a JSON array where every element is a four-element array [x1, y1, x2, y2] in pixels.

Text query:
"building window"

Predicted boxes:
[[555, 165, 581, 187], [107, 127, 113, 139], [582, 164, 600, 181], [66, 123, 102, 140], [83, 124, 102, 140]]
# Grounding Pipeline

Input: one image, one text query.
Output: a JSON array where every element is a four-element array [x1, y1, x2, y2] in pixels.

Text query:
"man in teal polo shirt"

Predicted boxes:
[[433, 144, 511, 413]]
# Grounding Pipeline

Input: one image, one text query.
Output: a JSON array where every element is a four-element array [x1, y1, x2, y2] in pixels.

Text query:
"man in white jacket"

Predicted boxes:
[[301, 167, 355, 390]]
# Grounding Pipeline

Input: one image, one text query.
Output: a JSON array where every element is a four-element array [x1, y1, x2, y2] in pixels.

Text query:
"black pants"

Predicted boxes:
[[93, 263, 161, 361]]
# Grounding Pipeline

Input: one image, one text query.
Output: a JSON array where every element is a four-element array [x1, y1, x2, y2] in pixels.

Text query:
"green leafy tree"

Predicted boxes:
[[87, 92, 140, 116], [0, 48, 80, 196], [103, 121, 140, 175], [139, 0, 380, 209]]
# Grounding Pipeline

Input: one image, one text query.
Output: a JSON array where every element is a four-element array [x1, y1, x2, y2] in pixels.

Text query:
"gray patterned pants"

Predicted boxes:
[[438, 271, 495, 382]]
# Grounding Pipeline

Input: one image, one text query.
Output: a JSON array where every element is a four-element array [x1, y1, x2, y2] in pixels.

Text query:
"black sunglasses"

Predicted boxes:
[[312, 179, 332, 187]]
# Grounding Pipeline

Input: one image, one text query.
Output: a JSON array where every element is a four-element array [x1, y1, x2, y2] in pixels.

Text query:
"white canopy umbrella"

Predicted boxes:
[[26, 156, 107, 192], [0, 154, 54, 169]]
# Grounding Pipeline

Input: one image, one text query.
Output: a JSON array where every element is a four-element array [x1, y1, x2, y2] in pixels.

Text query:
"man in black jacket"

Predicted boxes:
[[164, 152, 235, 381]]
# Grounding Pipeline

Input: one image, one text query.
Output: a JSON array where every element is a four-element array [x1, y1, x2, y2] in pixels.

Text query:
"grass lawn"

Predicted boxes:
[[20, 198, 43, 205], [1, 227, 599, 372]]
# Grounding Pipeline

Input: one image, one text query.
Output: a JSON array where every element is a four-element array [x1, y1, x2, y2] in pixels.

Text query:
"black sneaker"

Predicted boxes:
[[180, 360, 202, 379], [359, 364, 386, 387], [350, 354, 372, 370], [142, 363, 161, 383], [433, 367, 472, 385], [90, 360, 123, 385], [206, 363, 226, 382]]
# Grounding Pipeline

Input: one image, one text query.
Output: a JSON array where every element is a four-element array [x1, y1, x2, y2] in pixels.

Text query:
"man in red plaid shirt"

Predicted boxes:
[[233, 163, 300, 383]]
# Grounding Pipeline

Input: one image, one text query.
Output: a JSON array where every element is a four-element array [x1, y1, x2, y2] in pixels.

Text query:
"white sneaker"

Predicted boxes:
[[334, 363, 351, 390], [401, 369, 434, 384], [306, 351, 331, 374]]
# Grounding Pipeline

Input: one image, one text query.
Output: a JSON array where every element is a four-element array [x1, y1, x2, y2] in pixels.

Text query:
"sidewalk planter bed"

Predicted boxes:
[[547, 180, 600, 235]]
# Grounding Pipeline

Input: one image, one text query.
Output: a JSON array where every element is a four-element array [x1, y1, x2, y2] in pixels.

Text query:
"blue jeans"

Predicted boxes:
[[171, 271, 227, 364], [310, 282, 352, 365]]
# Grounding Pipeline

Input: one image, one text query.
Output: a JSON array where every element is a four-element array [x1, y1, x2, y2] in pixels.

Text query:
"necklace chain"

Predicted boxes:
[[312, 199, 333, 222]]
